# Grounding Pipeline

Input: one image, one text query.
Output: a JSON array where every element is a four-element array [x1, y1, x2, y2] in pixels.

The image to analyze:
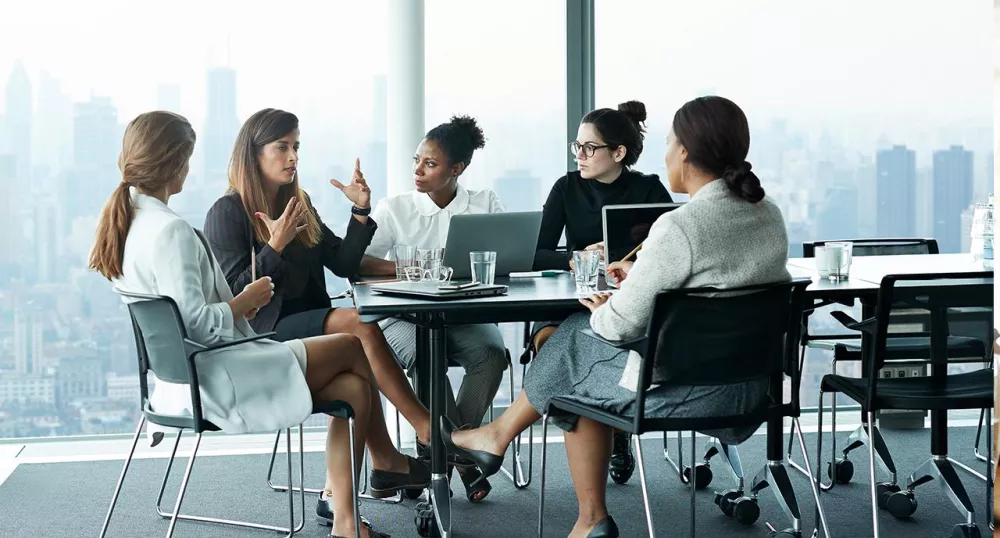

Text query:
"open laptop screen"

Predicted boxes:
[[602, 203, 684, 264]]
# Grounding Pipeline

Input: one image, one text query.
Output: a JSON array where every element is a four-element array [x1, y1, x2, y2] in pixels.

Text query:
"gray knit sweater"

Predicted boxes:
[[591, 178, 791, 342]]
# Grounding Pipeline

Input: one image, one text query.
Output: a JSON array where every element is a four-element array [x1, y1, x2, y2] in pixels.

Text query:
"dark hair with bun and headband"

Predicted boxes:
[[671, 96, 765, 203], [581, 100, 647, 168]]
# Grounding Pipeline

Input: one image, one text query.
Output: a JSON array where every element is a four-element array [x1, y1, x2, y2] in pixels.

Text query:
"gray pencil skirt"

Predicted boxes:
[[522, 312, 770, 445]]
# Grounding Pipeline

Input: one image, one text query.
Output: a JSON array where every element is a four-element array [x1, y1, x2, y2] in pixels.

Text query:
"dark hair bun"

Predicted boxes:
[[721, 161, 766, 203], [449, 115, 486, 150], [617, 100, 647, 132]]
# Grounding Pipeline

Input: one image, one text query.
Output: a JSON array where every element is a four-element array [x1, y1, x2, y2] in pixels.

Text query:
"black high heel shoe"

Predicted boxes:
[[587, 516, 619, 538], [439, 417, 504, 485]]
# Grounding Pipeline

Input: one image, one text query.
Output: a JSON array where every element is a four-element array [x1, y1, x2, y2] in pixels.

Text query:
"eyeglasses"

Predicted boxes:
[[569, 141, 611, 159]]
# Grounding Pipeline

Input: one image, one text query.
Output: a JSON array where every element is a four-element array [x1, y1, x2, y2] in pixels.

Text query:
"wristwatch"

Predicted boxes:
[[351, 205, 371, 216]]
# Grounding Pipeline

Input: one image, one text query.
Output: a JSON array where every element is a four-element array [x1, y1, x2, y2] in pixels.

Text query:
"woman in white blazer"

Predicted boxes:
[[88, 111, 394, 538]]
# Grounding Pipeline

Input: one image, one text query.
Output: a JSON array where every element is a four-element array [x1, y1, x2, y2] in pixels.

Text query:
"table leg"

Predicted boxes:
[[429, 324, 451, 537]]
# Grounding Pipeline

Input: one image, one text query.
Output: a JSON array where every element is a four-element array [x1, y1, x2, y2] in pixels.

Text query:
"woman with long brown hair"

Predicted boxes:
[[90, 110, 389, 538], [203, 108, 430, 522]]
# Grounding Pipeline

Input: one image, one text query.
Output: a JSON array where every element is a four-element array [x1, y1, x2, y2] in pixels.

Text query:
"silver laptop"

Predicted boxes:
[[444, 212, 543, 280], [370, 280, 508, 300], [602, 202, 683, 271]]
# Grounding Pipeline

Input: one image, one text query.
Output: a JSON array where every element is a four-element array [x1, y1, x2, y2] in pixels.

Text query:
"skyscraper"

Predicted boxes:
[[493, 170, 541, 213], [875, 145, 916, 238], [68, 96, 118, 226], [203, 67, 238, 185], [0, 154, 18, 270], [5, 61, 32, 182], [932, 145, 974, 253], [35, 71, 74, 180]]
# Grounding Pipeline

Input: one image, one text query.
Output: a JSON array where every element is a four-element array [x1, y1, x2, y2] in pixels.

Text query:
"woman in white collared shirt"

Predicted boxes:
[[360, 115, 507, 502], [89, 111, 390, 538]]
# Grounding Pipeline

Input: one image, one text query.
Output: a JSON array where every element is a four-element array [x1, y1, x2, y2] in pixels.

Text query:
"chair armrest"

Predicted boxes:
[[829, 311, 877, 334], [189, 332, 279, 355], [580, 328, 648, 354]]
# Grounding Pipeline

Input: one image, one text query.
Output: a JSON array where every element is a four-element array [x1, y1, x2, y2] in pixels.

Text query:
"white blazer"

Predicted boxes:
[[114, 193, 313, 434]]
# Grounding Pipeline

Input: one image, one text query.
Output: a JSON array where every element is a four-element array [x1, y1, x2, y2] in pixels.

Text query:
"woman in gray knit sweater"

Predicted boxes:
[[444, 96, 790, 538]]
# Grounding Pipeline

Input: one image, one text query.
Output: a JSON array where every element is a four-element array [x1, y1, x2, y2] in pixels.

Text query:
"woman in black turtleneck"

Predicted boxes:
[[530, 100, 671, 486]]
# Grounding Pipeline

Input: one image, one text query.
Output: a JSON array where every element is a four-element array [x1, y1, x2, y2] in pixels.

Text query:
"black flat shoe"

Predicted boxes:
[[368, 455, 431, 499], [439, 417, 503, 484], [316, 496, 373, 528], [609, 430, 635, 484], [587, 516, 620, 538]]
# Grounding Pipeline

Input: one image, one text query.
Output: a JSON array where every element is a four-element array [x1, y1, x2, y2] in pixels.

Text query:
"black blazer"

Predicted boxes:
[[203, 192, 377, 333]]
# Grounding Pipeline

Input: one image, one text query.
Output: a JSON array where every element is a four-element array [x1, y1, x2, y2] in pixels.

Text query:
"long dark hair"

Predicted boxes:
[[581, 100, 647, 168], [89, 111, 196, 279], [227, 108, 320, 247], [672, 96, 765, 203]]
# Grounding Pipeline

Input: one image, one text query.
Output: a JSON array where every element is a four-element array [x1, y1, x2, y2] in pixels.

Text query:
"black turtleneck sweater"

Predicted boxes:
[[533, 169, 673, 270]]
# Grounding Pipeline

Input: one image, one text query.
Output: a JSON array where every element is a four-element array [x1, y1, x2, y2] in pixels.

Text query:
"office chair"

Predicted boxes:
[[787, 238, 988, 491], [816, 272, 993, 538], [101, 291, 362, 538], [538, 280, 830, 538]]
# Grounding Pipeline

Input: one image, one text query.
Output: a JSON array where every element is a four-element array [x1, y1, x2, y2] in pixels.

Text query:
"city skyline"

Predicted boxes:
[[0, 0, 993, 438]]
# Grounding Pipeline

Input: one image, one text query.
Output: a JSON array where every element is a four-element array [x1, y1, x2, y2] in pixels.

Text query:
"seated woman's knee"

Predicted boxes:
[[484, 342, 509, 373], [323, 307, 362, 334]]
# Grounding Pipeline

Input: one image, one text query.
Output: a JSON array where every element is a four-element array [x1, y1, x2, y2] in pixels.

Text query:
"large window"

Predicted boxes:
[[598, 0, 992, 411], [0, 1, 389, 437], [425, 0, 567, 403]]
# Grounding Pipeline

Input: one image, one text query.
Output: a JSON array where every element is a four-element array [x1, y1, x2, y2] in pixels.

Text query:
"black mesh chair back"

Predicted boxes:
[[633, 279, 810, 433], [803, 238, 938, 258]]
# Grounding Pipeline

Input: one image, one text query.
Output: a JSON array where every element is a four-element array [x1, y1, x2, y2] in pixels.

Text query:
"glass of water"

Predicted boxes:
[[417, 248, 445, 281], [470, 251, 497, 285], [393, 245, 417, 280], [825, 241, 853, 281], [573, 250, 601, 293]]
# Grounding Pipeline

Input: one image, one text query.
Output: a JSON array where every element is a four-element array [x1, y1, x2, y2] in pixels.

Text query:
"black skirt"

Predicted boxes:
[[273, 308, 332, 342]]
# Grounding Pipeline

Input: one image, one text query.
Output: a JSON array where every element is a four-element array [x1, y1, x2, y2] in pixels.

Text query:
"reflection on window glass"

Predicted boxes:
[[0, 0, 388, 437], [598, 0, 991, 413]]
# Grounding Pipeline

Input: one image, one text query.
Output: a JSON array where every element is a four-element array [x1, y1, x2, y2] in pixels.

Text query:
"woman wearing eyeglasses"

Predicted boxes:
[[530, 100, 672, 484]]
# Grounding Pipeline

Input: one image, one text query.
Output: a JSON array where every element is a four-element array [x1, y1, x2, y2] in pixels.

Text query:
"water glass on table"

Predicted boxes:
[[824, 241, 853, 281], [470, 251, 497, 285], [417, 248, 445, 280], [393, 245, 417, 280], [573, 250, 601, 293]]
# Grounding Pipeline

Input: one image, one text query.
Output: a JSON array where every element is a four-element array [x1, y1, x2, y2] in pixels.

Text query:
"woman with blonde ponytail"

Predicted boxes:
[[91, 111, 391, 538]]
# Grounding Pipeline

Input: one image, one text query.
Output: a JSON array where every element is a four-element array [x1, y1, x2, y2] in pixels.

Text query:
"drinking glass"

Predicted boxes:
[[393, 245, 417, 280], [573, 250, 601, 293], [470, 251, 497, 285], [825, 241, 853, 281]]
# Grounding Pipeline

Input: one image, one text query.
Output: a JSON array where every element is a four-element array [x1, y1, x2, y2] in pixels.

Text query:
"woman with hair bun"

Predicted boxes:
[[443, 96, 789, 538], [360, 115, 508, 503], [530, 100, 673, 483]]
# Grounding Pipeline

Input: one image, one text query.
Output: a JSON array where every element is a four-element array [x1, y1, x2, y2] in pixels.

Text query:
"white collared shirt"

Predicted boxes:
[[366, 184, 505, 259]]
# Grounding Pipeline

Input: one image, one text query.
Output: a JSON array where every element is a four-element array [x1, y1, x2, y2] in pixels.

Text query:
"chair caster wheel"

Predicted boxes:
[[682, 463, 713, 489], [827, 457, 854, 484], [876, 482, 900, 510], [714, 489, 742, 517], [883, 490, 917, 519], [403, 487, 423, 500], [414, 502, 440, 537], [731, 497, 760, 525], [951, 524, 981, 538]]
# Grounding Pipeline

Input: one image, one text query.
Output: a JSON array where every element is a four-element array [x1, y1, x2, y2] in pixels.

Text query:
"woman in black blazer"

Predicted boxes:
[[204, 108, 432, 526]]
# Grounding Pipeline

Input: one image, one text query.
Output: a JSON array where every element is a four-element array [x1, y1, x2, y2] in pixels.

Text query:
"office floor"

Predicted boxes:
[[0, 427, 991, 537]]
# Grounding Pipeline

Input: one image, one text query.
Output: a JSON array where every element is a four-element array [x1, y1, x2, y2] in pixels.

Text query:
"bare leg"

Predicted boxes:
[[450, 390, 541, 457], [301, 334, 374, 538], [565, 417, 613, 538], [325, 308, 431, 443], [532, 326, 557, 354]]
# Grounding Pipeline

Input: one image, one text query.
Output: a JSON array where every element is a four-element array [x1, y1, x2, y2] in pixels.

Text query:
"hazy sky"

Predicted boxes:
[[0, 0, 991, 187]]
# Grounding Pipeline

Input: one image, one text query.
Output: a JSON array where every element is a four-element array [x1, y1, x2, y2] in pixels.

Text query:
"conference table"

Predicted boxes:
[[351, 253, 993, 538]]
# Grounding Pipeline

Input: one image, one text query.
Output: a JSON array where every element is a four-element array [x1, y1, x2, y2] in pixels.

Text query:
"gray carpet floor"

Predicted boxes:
[[0, 427, 992, 537]]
